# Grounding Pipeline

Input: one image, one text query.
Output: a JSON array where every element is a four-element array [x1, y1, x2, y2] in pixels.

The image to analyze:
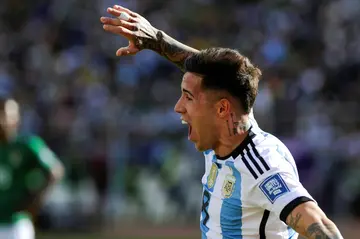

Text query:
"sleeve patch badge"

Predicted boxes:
[[259, 173, 290, 204]]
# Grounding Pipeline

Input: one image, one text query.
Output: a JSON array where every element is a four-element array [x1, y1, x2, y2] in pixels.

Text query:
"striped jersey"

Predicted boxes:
[[200, 124, 314, 239]]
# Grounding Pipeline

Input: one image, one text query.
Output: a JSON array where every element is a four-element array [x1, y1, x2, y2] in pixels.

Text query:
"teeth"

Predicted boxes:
[[181, 120, 188, 125]]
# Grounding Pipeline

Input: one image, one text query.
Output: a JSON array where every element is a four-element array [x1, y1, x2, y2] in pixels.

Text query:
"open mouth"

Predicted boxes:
[[182, 119, 192, 139]]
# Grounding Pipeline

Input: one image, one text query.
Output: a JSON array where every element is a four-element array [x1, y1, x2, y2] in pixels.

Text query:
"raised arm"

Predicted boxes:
[[153, 30, 199, 70], [100, 5, 199, 70], [286, 201, 343, 239]]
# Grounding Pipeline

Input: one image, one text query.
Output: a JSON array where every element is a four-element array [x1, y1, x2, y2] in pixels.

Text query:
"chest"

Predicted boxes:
[[0, 144, 30, 169], [0, 146, 31, 190], [202, 162, 240, 202], [201, 160, 254, 234]]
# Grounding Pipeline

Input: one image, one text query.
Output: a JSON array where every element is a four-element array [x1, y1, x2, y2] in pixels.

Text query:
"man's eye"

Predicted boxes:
[[186, 95, 192, 101]]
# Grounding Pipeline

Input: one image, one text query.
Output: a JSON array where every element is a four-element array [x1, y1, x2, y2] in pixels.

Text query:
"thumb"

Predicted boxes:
[[116, 46, 138, 56]]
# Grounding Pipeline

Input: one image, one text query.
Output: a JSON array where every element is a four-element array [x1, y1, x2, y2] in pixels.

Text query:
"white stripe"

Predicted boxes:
[[206, 180, 223, 237]]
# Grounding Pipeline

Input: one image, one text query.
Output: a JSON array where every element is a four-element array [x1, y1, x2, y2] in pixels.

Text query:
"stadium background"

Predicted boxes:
[[1, 0, 360, 238]]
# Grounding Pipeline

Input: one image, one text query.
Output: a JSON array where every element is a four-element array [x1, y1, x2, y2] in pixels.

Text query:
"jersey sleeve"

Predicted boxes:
[[238, 146, 315, 223], [27, 136, 61, 172]]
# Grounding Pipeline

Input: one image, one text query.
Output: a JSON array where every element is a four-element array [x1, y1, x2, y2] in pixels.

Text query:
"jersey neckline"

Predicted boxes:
[[215, 128, 256, 160]]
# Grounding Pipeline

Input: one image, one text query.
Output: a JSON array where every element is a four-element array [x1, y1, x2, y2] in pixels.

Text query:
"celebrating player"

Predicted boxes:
[[0, 98, 64, 239], [100, 5, 343, 239]]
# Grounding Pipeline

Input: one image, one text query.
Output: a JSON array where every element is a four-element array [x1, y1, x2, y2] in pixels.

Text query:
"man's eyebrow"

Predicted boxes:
[[182, 88, 194, 98]]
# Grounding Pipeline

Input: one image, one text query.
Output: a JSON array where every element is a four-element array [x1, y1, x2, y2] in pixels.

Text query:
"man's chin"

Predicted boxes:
[[193, 142, 211, 152]]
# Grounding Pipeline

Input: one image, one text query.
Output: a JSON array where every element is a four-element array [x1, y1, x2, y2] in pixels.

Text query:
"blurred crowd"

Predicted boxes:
[[0, 0, 360, 231]]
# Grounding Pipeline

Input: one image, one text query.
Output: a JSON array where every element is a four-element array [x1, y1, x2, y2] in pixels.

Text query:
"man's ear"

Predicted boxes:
[[216, 98, 231, 118]]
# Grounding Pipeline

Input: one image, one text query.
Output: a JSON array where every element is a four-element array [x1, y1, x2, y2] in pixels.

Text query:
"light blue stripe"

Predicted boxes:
[[220, 161, 242, 239]]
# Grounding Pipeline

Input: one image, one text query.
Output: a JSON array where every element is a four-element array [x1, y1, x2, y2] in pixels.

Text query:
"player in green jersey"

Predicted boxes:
[[0, 98, 64, 239]]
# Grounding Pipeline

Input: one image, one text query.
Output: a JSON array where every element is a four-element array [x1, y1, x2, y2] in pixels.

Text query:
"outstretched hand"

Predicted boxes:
[[100, 5, 159, 56]]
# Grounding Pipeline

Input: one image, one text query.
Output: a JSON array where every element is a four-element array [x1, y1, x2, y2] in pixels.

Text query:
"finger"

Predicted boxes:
[[103, 24, 133, 38], [116, 46, 138, 56], [113, 5, 139, 17], [100, 17, 137, 31], [107, 7, 136, 22]]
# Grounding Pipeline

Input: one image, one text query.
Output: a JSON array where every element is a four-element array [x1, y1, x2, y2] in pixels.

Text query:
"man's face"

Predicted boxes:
[[174, 72, 219, 151], [0, 99, 20, 140]]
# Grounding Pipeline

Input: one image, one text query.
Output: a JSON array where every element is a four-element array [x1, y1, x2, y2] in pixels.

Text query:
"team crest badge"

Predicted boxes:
[[207, 163, 218, 189], [222, 174, 236, 198]]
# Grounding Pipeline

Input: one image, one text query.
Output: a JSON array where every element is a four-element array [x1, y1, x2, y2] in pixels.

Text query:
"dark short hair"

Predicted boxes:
[[184, 47, 261, 114]]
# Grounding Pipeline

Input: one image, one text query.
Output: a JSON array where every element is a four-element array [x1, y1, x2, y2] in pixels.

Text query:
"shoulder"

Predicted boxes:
[[17, 135, 55, 160], [14, 135, 41, 148], [233, 128, 296, 181], [18, 135, 47, 151], [252, 129, 293, 166]]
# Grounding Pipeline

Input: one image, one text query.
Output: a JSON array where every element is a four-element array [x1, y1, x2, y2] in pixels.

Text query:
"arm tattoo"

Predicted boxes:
[[306, 222, 343, 239], [157, 31, 199, 70], [288, 212, 302, 230], [136, 30, 199, 71]]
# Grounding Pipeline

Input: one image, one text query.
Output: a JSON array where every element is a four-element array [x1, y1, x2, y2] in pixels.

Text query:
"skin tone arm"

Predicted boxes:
[[287, 201, 343, 239], [100, 5, 199, 70]]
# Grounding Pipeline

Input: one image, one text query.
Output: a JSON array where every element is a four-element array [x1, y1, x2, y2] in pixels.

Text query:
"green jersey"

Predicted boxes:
[[0, 135, 60, 224]]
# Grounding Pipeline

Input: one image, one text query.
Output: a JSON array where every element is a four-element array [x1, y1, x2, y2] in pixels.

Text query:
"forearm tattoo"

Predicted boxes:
[[288, 212, 302, 231], [135, 30, 198, 71], [306, 222, 343, 239], [287, 211, 343, 239]]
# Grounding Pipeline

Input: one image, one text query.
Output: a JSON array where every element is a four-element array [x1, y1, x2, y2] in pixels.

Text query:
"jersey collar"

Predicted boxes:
[[215, 128, 255, 160]]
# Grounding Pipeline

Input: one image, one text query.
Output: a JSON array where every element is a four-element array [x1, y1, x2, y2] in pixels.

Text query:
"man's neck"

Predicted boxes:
[[214, 119, 252, 158]]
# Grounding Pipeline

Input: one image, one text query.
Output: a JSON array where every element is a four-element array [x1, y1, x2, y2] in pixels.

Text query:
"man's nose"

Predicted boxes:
[[174, 98, 184, 114]]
